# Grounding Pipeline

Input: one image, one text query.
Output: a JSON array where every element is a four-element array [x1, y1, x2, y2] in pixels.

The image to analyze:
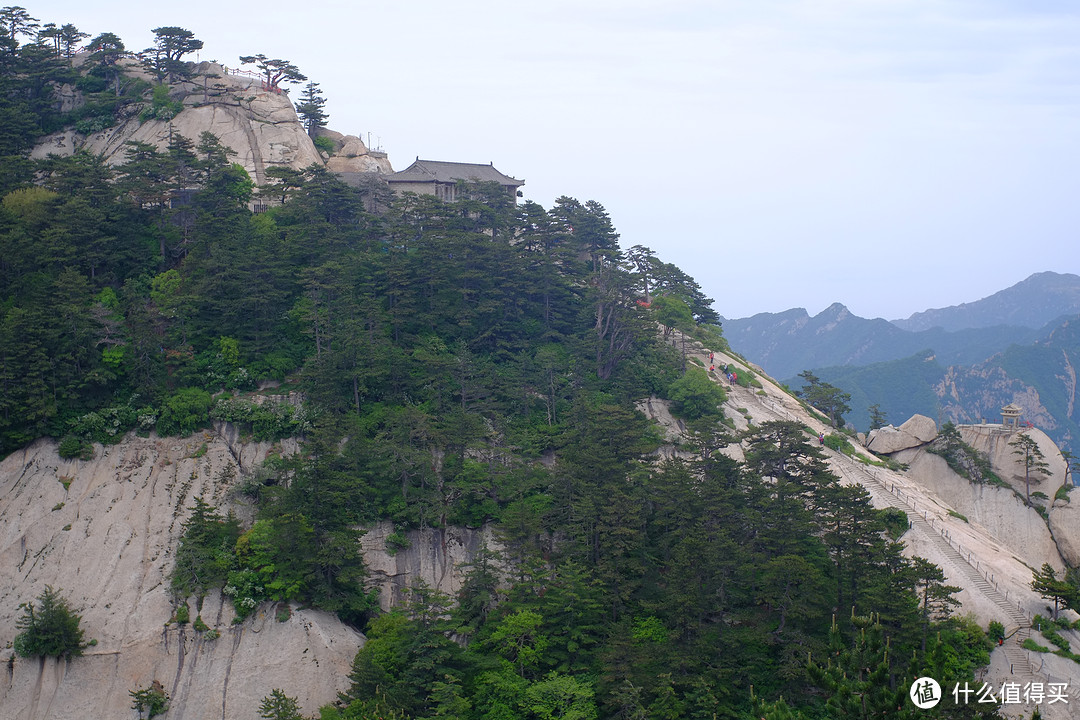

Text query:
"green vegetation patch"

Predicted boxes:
[[1022, 637, 1051, 653], [13, 586, 86, 658]]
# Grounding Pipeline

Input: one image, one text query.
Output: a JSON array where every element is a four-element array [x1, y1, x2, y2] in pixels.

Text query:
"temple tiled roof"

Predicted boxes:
[[387, 159, 522, 187]]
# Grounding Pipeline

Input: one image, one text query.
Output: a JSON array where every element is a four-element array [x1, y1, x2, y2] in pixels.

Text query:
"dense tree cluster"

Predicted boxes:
[[13, 585, 86, 658], [1, 14, 1002, 718]]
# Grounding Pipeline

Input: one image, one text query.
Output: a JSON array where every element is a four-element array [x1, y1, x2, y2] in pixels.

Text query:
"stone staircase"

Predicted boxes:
[[685, 335, 1080, 708], [840, 460, 1080, 705]]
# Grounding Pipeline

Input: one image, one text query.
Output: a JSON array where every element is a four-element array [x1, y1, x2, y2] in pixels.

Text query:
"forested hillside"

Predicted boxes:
[[0, 10, 1005, 719]]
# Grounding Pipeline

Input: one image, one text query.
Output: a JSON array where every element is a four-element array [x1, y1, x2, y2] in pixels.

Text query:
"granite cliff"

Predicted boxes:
[[31, 59, 393, 186], [0, 427, 488, 720], [2, 351, 1079, 719]]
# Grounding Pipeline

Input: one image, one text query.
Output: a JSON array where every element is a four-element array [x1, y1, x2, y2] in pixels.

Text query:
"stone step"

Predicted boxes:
[[842, 461, 1035, 634]]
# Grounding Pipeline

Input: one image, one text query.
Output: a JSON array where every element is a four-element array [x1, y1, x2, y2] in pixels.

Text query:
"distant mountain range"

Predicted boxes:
[[720, 272, 1080, 450], [890, 271, 1080, 332]]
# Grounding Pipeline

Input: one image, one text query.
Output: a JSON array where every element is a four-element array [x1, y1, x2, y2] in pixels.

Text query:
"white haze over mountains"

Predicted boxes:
[[43, 0, 1080, 320]]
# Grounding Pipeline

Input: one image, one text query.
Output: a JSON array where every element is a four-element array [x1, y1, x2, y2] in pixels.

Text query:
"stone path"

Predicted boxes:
[[672, 329, 1080, 708], [842, 459, 1080, 705]]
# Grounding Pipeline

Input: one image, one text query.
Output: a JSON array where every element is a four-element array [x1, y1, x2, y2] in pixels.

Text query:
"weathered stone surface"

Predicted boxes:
[[1050, 500, 1080, 568], [324, 134, 394, 175], [866, 424, 922, 454], [326, 152, 392, 174], [32, 62, 323, 185], [0, 432, 360, 720], [635, 396, 684, 443], [955, 424, 1080, 565], [361, 521, 498, 611], [899, 414, 938, 443], [867, 414, 937, 454], [894, 446, 1065, 573], [960, 425, 1067, 500]]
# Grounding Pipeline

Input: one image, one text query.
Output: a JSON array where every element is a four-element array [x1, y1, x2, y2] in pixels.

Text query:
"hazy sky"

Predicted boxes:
[[40, 1, 1080, 320]]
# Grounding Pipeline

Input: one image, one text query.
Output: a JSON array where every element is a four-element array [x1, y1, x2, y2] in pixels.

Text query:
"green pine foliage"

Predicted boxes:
[[130, 682, 170, 719], [259, 689, 306, 720], [13, 585, 86, 658]]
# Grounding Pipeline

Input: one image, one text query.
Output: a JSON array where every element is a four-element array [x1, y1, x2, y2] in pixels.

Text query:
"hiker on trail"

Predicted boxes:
[[731, 371, 737, 386], [709, 352, 714, 362], [709, 365, 715, 372], [818, 433, 825, 445]]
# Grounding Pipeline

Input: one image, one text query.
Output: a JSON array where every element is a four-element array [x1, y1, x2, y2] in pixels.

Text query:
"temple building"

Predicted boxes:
[[1001, 403, 1023, 429], [385, 159, 523, 203]]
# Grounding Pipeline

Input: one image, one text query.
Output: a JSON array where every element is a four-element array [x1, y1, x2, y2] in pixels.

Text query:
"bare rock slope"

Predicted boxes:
[[640, 332, 1080, 718], [0, 425, 493, 720], [0, 431, 360, 720], [32, 61, 393, 185]]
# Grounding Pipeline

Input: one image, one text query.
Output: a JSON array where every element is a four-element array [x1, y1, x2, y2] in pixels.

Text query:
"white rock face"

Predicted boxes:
[[0, 427, 504, 719], [0, 432, 361, 720], [32, 62, 324, 185], [894, 446, 1065, 574], [361, 521, 499, 610], [899, 414, 938, 444], [1051, 500, 1080, 568], [634, 396, 684, 443], [889, 422, 1080, 570], [867, 424, 923, 454], [958, 424, 1080, 566], [959, 425, 1066, 496], [320, 131, 394, 175], [867, 414, 937, 454]]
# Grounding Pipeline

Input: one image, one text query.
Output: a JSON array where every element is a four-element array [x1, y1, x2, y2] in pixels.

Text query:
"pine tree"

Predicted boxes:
[[13, 585, 87, 658], [1009, 432, 1051, 507], [1031, 563, 1075, 620], [259, 689, 306, 720], [295, 81, 328, 137]]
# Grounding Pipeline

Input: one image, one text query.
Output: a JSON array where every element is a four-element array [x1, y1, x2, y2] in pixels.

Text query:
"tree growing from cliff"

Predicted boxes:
[[1009, 432, 1050, 507], [1031, 563, 1075, 621], [796, 370, 851, 429], [868, 403, 887, 431], [171, 497, 241, 598], [1061, 450, 1077, 488], [239, 54, 307, 91], [13, 585, 87, 658], [144, 26, 203, 83], [667, 366, 725, 420], [295, 81, 328, 137], [130, 681, 170, 719], [259, 689, 306, 720]]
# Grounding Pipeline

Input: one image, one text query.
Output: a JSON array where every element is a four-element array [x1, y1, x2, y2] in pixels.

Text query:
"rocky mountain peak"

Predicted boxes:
[[32, 59, 393, 187], [892, 271, 1080, 333]]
